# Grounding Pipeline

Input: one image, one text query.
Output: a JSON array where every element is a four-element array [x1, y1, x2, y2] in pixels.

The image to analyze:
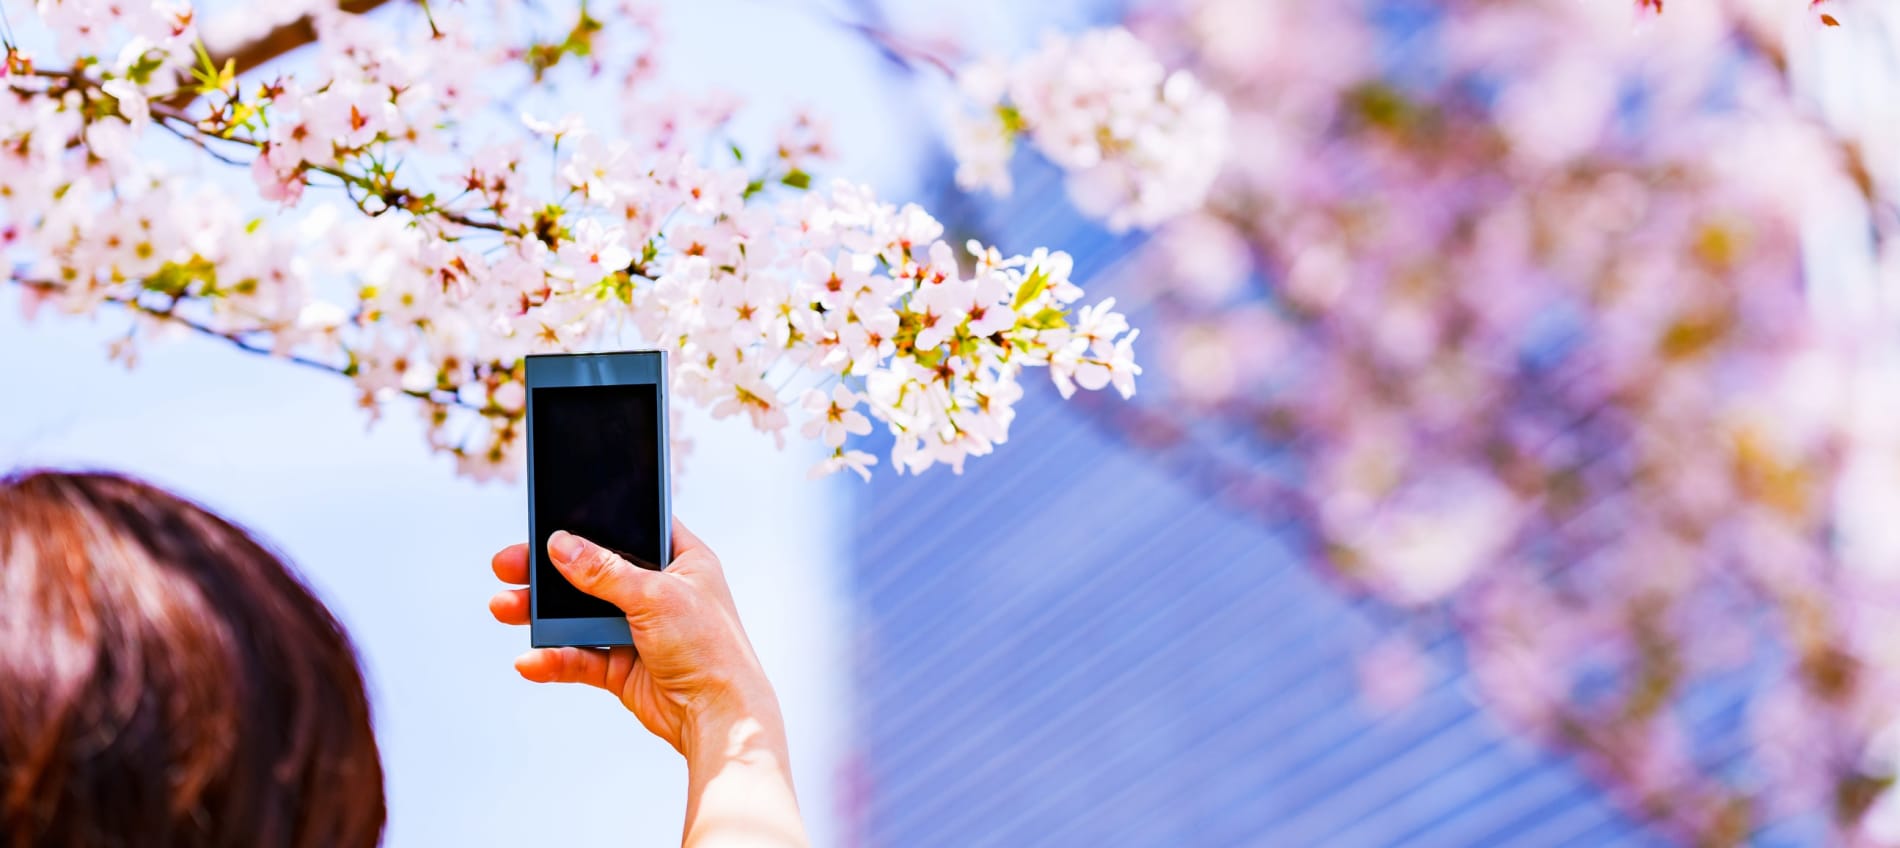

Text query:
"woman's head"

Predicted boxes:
[[0, 470, 384, 847]]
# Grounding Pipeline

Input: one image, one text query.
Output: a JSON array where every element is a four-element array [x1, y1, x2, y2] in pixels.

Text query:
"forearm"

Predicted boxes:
[[680, 697, 807, 848]]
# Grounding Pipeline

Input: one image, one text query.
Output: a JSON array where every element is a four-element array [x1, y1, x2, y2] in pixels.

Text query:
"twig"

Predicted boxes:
[[160, 0, 405, 110], [7, 277, 488, 414], [153, 113, 251, 166], [0, 1, 17, 49], [820, 0, 959, 78]]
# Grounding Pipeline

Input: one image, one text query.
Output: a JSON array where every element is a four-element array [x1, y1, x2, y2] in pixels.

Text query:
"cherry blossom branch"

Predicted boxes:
[[6, 277, 485, 414], [840, 19, 958, 77], [10, 61, 517, 237], [808, 0, 960, 77], [160, 0, 402, 110], [151, 109, 250, 165], [151, 99, 518, 235]]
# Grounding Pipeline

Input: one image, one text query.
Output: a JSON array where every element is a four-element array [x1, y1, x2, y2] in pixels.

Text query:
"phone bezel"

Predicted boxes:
[[524, 350, 671, 648]]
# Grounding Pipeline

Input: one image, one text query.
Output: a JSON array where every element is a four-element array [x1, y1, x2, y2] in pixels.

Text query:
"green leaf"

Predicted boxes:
[[1028, 307, 1066, 330], [525, 44, 562, 81], [143, 265, 187, 296], [564, 9, 604, 57], [1012, 267, 1049, 310], [729, 142, 745, 163], [780, 169, 811, 190], [124, 50, 166, 86], [223, 101, 258, 136], [142, 256, 218, 297], [527, 7, 606, 79], [190, 40, 216, 81], [995, 103, 1025, 135], [742, 179, 764, 200], [609, 271, 636, 304]]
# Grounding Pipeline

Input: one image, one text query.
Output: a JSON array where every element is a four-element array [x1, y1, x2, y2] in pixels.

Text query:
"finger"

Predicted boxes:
[[667, 518, 723, 577], [665, 519, 736, 610], [671, 517, 708, 560], [548, 530, 663, 611], [489, 588, 529, 626], [492, 543, 530, 585], [514, 647, 609, 689]]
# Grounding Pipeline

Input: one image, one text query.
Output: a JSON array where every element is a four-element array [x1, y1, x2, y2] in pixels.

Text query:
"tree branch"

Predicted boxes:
[[11, 61, 518, 236], [826, 0, 959, 78], [161, 0, 403, 110], [6, 277, 486, 414]]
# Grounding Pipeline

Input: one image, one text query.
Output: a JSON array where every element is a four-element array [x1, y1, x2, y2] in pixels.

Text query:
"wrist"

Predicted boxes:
[[678, 686, 807, 848], [680, 681, 788, 771]]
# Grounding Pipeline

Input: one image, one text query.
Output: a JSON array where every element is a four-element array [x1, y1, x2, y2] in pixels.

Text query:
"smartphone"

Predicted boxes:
[[525, 350, 671, 648]]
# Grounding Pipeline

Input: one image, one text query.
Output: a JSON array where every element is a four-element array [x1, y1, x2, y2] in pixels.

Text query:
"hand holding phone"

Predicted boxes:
[[507, 350, 807, 844], [491, 524, 777, 746], [485, 525, 810, 847]]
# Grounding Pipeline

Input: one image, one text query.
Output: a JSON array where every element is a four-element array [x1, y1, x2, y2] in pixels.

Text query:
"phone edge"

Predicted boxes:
[[525, 349, 667, 649]]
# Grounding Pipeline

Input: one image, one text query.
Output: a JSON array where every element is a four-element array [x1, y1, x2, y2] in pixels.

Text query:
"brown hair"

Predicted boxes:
[[0, 470, 385, 848]]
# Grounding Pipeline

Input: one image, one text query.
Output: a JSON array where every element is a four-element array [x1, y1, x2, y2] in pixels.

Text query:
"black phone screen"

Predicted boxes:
[[531, 383, 664, 620]]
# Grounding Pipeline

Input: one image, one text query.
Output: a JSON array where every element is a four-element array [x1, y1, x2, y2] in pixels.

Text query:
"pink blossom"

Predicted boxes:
[[250, 148, 304, 206]]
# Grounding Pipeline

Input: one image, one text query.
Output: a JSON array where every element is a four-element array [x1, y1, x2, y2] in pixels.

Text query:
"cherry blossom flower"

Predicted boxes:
[[800, 384, 872, 448], [810, 447, 877, 482], [947, 27, 1229, 232]]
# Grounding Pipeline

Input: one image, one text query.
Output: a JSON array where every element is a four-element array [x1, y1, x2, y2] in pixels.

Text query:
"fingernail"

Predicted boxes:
[[549, 531, 583, 564]]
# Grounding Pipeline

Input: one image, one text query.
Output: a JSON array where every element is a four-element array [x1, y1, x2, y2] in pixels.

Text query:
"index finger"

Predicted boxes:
[[671, 517, 708, 561], [492, 543, 529, 585]]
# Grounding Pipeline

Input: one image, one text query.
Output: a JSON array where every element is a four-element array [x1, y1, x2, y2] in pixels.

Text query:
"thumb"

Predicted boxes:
[[548, 530, 663, 613]]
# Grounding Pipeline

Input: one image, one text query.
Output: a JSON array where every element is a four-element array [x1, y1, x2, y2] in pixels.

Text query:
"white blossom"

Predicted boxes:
[[946, 27, 1230, 232], [1, 0, 1143, 482]]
